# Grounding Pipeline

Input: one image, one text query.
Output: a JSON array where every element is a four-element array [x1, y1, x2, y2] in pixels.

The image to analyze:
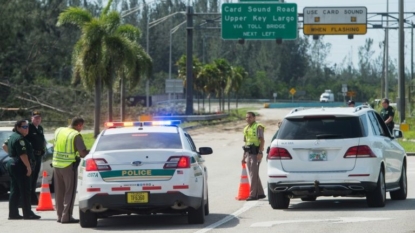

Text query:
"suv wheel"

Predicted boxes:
[[268, 188, 290, 209], [80, 209, 98, 228], [366, 168, 386, 207], [301, 196, 317, 201], [188, 197, 205, 224], [204, 193, 209, 216], [390, 165, 407, 200]]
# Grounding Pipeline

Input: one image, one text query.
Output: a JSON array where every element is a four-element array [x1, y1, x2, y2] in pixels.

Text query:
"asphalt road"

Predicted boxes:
[[1, 108, 415, 233]]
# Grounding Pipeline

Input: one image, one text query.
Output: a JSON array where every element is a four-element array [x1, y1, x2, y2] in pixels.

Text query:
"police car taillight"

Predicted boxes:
[[163, 156, 190, 169], [85, 158, 111, 171]]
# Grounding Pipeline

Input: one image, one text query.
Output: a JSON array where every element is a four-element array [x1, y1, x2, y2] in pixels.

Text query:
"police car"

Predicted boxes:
[[78, 120, 212, 228], [267, 106, 407, 209]]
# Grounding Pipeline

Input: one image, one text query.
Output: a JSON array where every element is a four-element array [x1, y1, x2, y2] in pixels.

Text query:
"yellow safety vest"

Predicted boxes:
[[52, 127, 80, 168], [243, 122, 265, 146]]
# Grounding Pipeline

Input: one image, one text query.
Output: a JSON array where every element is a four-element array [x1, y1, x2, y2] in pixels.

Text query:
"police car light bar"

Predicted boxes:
[[104, 120, 181, 128]]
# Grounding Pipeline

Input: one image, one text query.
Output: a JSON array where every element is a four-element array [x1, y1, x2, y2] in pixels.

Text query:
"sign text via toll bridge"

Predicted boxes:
[[221, 3, 298, 40]]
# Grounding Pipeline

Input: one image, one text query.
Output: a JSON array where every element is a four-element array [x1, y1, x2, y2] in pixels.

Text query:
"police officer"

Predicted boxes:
[[242, 112, 266, 201], [53, 117, 89, 224], [25, 111, 46, 205], [2, 120, 41, 220], [348, 100, 355, 107], [380, 98, 395, 133]]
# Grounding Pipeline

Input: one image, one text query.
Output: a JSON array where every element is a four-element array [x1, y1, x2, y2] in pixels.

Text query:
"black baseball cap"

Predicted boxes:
[[348, 100, 355, 105], [32, 111, 41, 117]]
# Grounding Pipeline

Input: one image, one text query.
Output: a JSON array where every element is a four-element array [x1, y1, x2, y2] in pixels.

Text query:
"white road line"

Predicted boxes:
[[251, 217, 391, 227], [194, 201, 259, 233], [194, 189, 267, 233]]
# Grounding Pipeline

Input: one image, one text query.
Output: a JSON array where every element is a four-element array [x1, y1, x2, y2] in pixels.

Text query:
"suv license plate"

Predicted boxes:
[[126, 192, 149, 204], [309, 151, 327, 161]]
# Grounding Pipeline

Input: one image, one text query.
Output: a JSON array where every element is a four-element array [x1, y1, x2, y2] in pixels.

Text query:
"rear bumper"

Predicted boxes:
[[268, 181, 377, 196], [79, 192, 202, 212]]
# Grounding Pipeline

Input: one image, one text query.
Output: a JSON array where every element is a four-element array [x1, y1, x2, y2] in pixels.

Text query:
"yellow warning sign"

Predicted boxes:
[[303, 24, 367, 35], [290, 88, 296, 95]]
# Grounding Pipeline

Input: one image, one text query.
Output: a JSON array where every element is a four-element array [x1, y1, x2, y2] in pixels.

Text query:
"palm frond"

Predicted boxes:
[[101, 0, 113, 16], [116, 24, 141, 42], [101, 11, 121, 35], [57, 7, 92, 28]]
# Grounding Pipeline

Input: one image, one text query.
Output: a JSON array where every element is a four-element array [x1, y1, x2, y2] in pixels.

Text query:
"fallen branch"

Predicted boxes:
[[16, 96, 73, 115]]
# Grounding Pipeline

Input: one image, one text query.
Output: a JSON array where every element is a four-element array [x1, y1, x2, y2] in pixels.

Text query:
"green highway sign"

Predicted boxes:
[[221, 3, 298, 40]]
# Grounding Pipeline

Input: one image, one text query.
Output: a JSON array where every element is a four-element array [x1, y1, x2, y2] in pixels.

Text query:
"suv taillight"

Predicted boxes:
[[344, 146, 376, 158], [164, 156, 190, 169], [85, 158, 111, 171], [267, 147, 292, 160]]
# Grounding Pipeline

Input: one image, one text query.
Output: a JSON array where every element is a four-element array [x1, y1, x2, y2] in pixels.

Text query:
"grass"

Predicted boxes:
[[398, 140, 415, 153]]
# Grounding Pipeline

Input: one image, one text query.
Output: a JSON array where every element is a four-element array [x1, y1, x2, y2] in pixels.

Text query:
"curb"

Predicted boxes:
[[182, 119, 238, 130], [407, 152, 415, 156]]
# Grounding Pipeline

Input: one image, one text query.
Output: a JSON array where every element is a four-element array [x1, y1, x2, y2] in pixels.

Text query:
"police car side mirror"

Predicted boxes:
[[393, 129, 403, 139], [199, 147, 213, 155]]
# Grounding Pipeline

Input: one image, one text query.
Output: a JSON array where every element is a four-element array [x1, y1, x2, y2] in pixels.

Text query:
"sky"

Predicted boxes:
[[288, 0, 415, 70]]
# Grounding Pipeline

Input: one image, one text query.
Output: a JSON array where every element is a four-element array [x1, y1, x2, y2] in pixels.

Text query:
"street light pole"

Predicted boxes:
[[385, 0, 389, 99], [185, 6, 194, 115], [398, 0, 405, 122], [146, 10, 150, 109]]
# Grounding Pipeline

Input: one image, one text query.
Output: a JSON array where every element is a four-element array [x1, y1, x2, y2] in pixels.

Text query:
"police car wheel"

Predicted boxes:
[[188, 197, 205, 224], [204, 195, 209, 216], [79, 209, 98, 228]]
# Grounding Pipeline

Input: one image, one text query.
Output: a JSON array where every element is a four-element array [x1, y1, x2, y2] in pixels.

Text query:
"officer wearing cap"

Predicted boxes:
[[25, 111, 46, 205], [380, 98, 395, 133], [348, 100, 355, 107]]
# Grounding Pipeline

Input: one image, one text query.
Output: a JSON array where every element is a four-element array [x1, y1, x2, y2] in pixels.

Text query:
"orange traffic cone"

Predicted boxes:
[[36, 171, 55, 211], [235, 163, 250, 200]]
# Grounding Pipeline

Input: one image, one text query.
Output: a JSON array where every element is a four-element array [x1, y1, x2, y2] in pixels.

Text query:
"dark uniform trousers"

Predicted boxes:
[[30, 154, 42, 203], [54, 163, 78, 222], [7, 160, 32, 217], [246, 153, 265, 198]]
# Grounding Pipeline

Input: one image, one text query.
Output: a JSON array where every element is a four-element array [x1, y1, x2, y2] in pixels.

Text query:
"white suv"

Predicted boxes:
[[267, 106, 407, 209], [78, 121, 212, 228]]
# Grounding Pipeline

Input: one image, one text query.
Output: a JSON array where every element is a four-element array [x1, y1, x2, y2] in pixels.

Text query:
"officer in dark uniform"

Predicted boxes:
[[380, 98, 395, 133], [2, 120, 41, 220], [25, 111, 46, 204]]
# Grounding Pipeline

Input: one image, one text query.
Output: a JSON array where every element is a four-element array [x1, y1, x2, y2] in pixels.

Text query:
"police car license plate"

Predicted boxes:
[[126, 192, 149, 203], [309, 151, 327, 161]]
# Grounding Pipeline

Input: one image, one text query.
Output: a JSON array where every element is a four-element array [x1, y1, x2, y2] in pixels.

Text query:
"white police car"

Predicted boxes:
[[267, 106, 407, 209], [78, 121, 212, 228]]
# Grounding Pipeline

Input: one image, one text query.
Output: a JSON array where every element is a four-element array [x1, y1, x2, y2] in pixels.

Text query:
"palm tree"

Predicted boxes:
[[213, 59, 232, 112], [227, 66, 247, 110], [199, 63, 220, 113], [176, 55, 203, 112], [57, 0, 151, 137]]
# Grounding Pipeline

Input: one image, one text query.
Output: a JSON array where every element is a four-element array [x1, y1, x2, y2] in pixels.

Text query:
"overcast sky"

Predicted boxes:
[[289, 0, 415, 70]]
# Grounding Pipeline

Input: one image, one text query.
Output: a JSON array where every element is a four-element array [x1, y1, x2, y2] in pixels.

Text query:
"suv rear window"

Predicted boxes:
[[277, 117, 364, 140], [95, 133, 182, 151]]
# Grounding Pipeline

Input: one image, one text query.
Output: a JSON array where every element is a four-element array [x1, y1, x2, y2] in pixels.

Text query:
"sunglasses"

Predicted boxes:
[[20, 125, 29, 129]]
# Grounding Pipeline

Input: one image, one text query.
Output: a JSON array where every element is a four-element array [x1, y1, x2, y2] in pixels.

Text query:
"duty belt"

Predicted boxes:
[[34, 150, 44, 156]]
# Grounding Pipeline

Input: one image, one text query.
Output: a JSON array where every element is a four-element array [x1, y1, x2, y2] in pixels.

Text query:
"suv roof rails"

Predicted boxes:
[[290, 107, 305, 114], [354, 105, 370, 112]]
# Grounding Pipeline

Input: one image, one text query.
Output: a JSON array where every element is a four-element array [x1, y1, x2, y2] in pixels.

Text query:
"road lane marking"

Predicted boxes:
[[194, 201, 258, 233], [194, 190, 266, 233], [251, 217, 391, 227]]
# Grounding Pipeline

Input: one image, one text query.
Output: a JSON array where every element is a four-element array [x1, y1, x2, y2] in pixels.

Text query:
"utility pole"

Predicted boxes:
[[410, 24, 414, 116], [185, 6, 194, 115], [381, 30, 386, 98], [398, 0, 405, 122], [385, 0, 389, 99], [146, 9, 150, 110]]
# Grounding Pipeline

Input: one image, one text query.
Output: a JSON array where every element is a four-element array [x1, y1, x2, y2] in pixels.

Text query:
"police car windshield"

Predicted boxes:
[[95, 132, 182, 151], [277, 117, 363, 140]]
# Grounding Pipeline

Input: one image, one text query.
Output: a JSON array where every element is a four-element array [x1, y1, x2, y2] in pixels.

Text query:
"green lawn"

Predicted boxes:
[[398, 140, 415, 153], [82, 133, 95, 149]]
